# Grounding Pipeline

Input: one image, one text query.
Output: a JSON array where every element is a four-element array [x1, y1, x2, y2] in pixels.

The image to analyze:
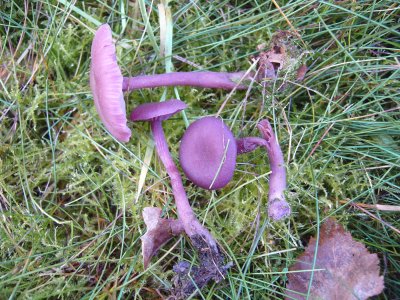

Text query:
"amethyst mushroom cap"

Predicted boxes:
[[90, 24, 131, 142], [179, 116, 237, 190], [130, 99, 186, 122]]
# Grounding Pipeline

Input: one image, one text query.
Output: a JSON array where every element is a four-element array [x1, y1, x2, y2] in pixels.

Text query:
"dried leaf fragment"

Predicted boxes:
[[286, 218, 384, 300], [256, 30, 305, 86], [296, 64, 308, 81], [142, 207, 184, 269]]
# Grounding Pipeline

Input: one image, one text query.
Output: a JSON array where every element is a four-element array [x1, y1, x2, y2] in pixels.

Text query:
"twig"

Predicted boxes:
[[339, 200, 400, 212], [348, 202, 400, 235]]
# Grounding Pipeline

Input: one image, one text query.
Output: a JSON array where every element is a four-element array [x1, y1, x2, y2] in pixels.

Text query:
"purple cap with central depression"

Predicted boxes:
[[179, 116, 237, 190]]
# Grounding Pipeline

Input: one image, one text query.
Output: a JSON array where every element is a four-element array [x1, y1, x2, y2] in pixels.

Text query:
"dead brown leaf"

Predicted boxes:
[[141, 207, 184, 269], [286, 218, 384, 300], [255, 31, 307, 91], [296, 64, 308, 81]]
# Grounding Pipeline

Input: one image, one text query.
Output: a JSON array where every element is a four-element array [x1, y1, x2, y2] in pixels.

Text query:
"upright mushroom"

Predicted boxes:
[[179, 117, 290, 220], [90, 24, 252, 142], [130, 99, 229, 291]]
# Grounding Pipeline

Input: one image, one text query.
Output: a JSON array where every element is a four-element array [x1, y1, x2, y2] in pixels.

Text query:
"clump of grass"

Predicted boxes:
[[1, 0, 399, 299]]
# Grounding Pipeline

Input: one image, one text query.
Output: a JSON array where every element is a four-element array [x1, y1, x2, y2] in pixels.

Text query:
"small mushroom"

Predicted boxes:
[[130, 99, 228, 275], [179, 116, 237, 190], [90, 24, 252, 142], [179, 117, 290, 220]]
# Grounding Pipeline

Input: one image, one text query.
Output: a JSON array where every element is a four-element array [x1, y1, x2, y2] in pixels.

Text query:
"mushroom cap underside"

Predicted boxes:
[[90, 24, 131, 142]]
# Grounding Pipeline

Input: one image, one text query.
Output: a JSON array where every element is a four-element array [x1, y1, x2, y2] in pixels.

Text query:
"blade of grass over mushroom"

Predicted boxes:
[[134, 0, 173, 204], [57, 0, 102, 28], [209, 139, 233, 190], [138, 0, 159, 54], [216, 59, 259, 117]]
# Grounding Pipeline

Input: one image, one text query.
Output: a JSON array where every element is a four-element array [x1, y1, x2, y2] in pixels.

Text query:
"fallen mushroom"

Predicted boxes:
[[130, 99, 230, 294], [90, 24, 252, 142], [179, 117, 290, 220], [90, 24, 131, 142]]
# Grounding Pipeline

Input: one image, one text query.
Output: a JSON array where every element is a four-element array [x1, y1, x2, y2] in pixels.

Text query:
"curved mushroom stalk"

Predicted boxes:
[[257, 120, 290, 220], [235, 121, 290, 220], [151, 121, 230, 297], [142, 207, 184, 269], [236, 136, 267, 154], [150, 120, 222, 253]]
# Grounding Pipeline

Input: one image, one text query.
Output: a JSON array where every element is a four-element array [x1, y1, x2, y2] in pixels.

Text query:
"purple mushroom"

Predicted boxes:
[[130, 99, 216, 246], [90, 24, 252, 142], [179, 117, 237, 190], [130, 99, 229, 290], [179, 117, 290, 220]]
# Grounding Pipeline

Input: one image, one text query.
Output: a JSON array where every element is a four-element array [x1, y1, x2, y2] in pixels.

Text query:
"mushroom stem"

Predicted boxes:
[[122, 71, 250, 91], [236, 137, 268, 154], [150, 120, 218, 250], [236, 133, 290, 220], [257, 120, 290, 220]]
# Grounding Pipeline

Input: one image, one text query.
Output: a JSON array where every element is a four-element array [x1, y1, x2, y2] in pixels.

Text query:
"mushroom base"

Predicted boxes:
[[268, 197, 291, 221], [171, 234, 232, 299]]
